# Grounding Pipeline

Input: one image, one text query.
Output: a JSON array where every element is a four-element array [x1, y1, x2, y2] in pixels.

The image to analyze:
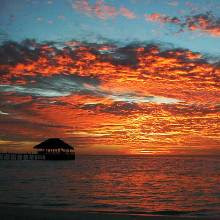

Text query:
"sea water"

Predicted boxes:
[[0, 155, 220, 217]]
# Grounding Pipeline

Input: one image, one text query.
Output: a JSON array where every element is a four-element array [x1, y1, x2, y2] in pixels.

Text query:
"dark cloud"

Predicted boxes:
[[106, 45, 139, 67], [81, 101, 141, 115], [0, 40, 41, 65], [0, 74, 100, 98], [80, 101, 220, 117]]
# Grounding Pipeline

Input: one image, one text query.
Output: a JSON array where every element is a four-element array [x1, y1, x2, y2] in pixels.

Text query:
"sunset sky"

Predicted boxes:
[[0, 0, 219, 155]]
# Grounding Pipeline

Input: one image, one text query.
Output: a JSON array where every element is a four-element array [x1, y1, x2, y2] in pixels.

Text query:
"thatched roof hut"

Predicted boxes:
[[34, 138, 75, 160], [34, 138, 73, 151]]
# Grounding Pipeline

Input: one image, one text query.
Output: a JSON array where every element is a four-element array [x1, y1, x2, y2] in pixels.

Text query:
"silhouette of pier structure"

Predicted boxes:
[[0, 152, 45, 160], [0, 138, 75, 160]]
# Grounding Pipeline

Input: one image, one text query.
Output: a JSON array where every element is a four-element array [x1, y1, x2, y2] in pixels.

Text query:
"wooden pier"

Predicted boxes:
[[0, 153, 45, 160], [0, 138, 75, 160]]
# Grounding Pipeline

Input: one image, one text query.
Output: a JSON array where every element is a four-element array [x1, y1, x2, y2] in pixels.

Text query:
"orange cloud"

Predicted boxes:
[[145, 13, 181, 24], [120, 6, 136, 19], [2, 94, 218, 154], [185, 13, 220, 37], [0, 40, 219, 154], [73, 0, 136, 20], [1, 42, 219, 104], [146, 12, 220, 37]]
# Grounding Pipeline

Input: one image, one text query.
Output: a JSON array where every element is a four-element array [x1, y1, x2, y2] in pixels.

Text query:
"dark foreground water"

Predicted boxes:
[[0, 155, 220, 217]]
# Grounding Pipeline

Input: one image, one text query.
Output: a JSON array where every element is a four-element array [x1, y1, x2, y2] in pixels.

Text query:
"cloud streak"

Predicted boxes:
[[146, 12, 220, 37]]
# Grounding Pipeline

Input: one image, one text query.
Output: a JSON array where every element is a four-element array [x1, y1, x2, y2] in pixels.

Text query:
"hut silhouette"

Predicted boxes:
[[34, 138, 75, 160]]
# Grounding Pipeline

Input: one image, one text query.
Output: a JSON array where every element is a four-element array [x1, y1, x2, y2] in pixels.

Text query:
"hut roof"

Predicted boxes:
[[34, 138, 73, 150]]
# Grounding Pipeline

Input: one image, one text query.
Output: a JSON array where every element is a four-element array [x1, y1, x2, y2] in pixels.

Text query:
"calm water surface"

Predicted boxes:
[[0, 155, 220, 217]]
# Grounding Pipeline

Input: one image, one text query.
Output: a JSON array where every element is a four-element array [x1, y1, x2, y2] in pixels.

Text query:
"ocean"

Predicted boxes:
[[0, 155, 220, 217]]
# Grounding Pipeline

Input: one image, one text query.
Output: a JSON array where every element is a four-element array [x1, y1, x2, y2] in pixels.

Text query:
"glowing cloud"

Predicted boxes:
[[145, 13, 181, 24], [185, 13, 220, 37], [146, 12, 220, 37], [0, 40, 219, 154], [119, 6, 136, 19], [73, 0, 136, 20]]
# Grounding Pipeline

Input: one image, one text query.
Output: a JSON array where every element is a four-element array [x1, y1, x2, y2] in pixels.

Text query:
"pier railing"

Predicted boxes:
[[0, 153, 45, 160]]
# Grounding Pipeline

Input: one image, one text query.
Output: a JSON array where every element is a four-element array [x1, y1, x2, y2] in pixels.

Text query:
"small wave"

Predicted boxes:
[[1, 202, 29, 206], [42, 203, 70, 207], [149, 210, 194, 216], [130, 209, 220, 217], [88, 209, 220, 217], [87, 203, 120, 209], [190, 209, 220, 217]]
